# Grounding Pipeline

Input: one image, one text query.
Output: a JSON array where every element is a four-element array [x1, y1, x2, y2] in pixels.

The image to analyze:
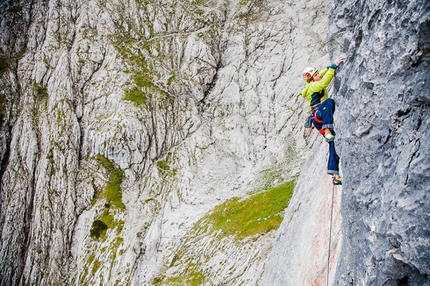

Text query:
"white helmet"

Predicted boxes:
[[302, 67, 318, 80]]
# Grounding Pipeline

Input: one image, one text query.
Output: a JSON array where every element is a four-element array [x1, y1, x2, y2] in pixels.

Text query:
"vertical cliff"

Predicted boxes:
[[0, 0, 330, 285], [261, 141, 344, 286], [262, 0, 429, 285], [328, 0, 430, 284], [1, 0, 428, 285]]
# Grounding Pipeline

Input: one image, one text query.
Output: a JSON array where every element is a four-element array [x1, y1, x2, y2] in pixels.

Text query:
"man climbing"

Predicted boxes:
[[301, 54, 346, 185]]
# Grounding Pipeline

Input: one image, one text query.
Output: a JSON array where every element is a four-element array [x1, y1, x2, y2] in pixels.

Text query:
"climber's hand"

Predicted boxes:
[[335, 54, 346, 66]]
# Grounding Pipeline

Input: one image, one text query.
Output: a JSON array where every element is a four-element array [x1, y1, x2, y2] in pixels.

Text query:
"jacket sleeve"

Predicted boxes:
[[309, 68, 335, 92], [319, 68, 328, 77]]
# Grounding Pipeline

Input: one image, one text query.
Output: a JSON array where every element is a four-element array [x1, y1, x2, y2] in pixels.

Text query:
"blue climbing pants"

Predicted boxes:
[[312, 98, 336, 130], [327, 141, 340, 175], [310, 98, 340, 175]]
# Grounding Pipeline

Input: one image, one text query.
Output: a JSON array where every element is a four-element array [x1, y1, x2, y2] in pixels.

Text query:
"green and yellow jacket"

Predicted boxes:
[[301, 64, 337, 110]]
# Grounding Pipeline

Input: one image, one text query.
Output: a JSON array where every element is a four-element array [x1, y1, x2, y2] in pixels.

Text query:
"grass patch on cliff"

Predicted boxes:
[[105, 169, 125, 209], [81, 237, 124, 284], [112, 36, 174, 109], [156, 152, 177, 177], [201, 180, 295, 240], [90, 220, 108, 239], [32, 81, 48, 98], [123, 72, 154, 107], [153, 268, 204, 286], [152, 180, 295, 285], [94, 154, 125, 210], [90, 155, 125, 241]]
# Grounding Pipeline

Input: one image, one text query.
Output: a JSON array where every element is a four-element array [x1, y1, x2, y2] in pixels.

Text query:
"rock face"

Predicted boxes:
[[261, 141, 344, 286], [0, 0, 429, 285], [0, 0, 329, 285], [328, 0, 430, 284], [261, 0, 430, 285]]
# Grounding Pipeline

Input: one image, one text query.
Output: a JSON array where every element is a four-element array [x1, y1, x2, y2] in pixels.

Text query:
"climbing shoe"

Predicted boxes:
[[325, 133, 335, 142], [333, 177, 342, 185]]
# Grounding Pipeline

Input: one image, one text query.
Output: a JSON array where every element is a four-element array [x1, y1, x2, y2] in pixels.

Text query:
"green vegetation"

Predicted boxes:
[[90, 155, 125, 241], [156, 160, 169, 172], [119, 48, 174, 108], [32, 81, 48, 98], [88, 255, 101, 277], [155, 268, 205, 286], [105, 169, 125, 209], [85, 156, 126, 282], [95, 153, 115, 170], [29, 81, 49, 127], [92, 259, 101, 275], [89, 207, 124, 241], [202, 180, 295, 240], [123, 71, 156, 107], [156, 152, 177, 177], [95, 154, 125, 210], [80, 253, 100, 284], [111, 33, 173, 108], [167, 74, 176, 86], [82, 236, 123, 284], [236, 0, 265, 23], [123, 87, 147, 106], [100, 208, 124, 235], [154, 180, 295, 284], [90, 220, 108, 239], [109, 237, 124, 271], [259, 167, 283, 191]]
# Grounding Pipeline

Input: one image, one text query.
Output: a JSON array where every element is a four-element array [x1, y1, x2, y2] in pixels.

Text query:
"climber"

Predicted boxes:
[[301, 54, 346, 185]]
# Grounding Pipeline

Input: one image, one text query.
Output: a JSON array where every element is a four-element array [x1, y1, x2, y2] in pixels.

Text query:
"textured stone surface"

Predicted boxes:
[[328, 0, 430, 284], [0, 0, 330, 285], [261, 140, 343, 286], [262, 0, 430, 285], [1, 0, 428, 285]]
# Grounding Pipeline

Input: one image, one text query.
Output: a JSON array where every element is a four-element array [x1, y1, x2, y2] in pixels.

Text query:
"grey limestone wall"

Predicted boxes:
[[328, 0, 430, 284]]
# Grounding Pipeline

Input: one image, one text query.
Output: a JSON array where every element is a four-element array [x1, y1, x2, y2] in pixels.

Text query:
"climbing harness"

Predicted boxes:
[[326, 182, 335, 286], [312, 110, 322, 124], [307, 108, 326, 135]]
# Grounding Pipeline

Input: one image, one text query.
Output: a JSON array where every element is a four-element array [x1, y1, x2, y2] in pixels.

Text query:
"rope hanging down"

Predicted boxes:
[[327, 183, 335, 286]]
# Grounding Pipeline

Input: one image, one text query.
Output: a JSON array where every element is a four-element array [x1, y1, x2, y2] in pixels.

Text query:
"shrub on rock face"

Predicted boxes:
[[90, 220, 108, 239]]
